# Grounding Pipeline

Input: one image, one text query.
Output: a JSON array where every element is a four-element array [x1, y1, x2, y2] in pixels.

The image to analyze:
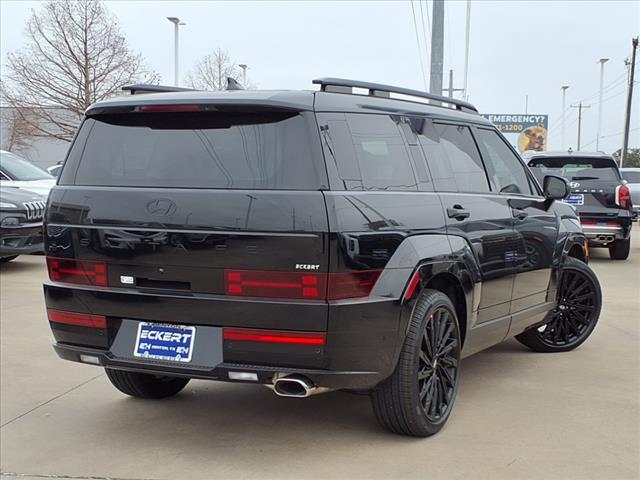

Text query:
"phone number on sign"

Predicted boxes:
[[495, 124, 524, 132]]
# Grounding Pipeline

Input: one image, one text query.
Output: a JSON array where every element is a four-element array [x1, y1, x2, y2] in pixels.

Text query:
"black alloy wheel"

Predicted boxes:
[[372, 289, 461, 437], [516, 257, 601, 353], [418, 306, 459, 423]]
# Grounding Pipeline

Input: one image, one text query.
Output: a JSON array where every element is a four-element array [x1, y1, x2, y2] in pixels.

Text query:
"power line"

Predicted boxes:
[[410, 0, 429, 91]]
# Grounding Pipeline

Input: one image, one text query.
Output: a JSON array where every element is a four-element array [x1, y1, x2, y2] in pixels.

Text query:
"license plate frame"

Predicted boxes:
[[134, 322, 196, 363]]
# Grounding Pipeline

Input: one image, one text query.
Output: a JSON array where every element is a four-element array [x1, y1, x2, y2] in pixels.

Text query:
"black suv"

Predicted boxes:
[[43, 78, 602, 437], [527, 152, 633, 259], [1, 186, 45, 262]]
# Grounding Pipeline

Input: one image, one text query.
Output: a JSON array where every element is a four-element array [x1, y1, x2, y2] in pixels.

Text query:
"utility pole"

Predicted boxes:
[[462, 0, 471, 100], [429, 0, 445, 96], [167, 17, 186, 86], [238, 64, 248, 86], [571, 102, 591, 151], [621, 37, 638, 167], [525, 95, 529, 115], [444, 70, 464, 98], [561, 85, 569, 150], [596, 58, 609, 151]]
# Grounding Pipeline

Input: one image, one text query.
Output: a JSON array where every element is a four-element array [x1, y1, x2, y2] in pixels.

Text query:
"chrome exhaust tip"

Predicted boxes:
[[271, 374, 332, 398]]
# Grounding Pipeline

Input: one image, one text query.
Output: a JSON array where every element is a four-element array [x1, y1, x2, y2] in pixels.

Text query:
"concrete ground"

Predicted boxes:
[[1, 230, 638, 480]]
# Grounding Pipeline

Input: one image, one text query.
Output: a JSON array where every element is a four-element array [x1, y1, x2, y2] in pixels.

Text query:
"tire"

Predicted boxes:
[[371, 289, 461, 437], [609, 237, 631, 260], [105, 368, 189, 399], [516, 257, 601, 353], [0, 255, 18, 263]]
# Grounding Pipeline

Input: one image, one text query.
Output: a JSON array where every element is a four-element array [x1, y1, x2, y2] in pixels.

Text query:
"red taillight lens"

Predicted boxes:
[[47, 309, 107, 329], [224, 269, 382, 300], [46, 257, 107, 287], [616, 184, 631, 209], [223, 327, 325, 345], [224, 270, 327, 300], [139, 104, 201, 112], [327, 270, 382, 300]]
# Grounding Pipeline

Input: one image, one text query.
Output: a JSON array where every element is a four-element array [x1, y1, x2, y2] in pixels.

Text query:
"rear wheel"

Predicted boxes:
[[0, 256, 18, 263], [609, 237, 631, 260], [105, 368, 189, 399], [516, 257, 601, 353], [371, 289, 461, 437]]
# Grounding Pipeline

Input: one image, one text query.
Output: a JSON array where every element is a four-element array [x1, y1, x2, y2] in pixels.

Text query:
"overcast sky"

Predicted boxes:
[[1, 0, 638, 153]]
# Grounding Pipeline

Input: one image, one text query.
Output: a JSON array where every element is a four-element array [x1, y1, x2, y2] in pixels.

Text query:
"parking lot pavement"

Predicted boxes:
[[1, 229, 638, 480]]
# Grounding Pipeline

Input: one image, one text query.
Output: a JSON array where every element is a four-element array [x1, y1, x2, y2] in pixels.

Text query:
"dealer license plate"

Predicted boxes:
[[562, 194, 584, 206], [134, 322, 196, 363]]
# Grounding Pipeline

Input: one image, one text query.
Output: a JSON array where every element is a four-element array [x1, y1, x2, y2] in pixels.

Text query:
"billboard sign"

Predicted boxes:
[[481, 114, 549, 153]]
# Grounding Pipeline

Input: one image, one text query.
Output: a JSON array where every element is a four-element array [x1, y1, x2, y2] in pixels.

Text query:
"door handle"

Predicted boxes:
[[512, 208, 528, 220], [447, 204, 470, 220]]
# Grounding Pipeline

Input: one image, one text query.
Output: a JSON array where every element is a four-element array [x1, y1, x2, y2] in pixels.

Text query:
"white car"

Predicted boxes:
[[620, 167, 640, 219], [0, 150, 56, 197]]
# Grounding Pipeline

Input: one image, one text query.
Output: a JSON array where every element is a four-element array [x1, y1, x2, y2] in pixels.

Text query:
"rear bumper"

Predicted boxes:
[[44, 282, 403, 390], [581, 224, 626, 244], [0, 223, 43, 256], [579, 212, 632, 245]]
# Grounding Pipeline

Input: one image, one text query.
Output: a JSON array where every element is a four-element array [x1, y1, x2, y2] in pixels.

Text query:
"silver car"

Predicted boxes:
[[620, 167, 640, 220]]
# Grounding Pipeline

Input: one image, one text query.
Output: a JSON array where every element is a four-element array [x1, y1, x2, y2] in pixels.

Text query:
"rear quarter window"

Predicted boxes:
[[61, 111, 326, 190]]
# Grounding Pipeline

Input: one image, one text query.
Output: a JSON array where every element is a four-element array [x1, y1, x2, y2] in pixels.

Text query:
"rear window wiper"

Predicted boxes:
[[571, 176, 600, 180]]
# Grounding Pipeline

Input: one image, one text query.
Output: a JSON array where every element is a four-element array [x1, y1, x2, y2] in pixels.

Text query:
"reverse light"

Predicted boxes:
[[46, 257, 107, 287], [47, 309, 107, 329], [223, 327, 326, 345], [615, 184, 632, 209]]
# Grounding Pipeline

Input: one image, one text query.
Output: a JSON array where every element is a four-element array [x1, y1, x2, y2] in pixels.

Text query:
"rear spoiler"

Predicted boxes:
[[122, 84, 196, 95]]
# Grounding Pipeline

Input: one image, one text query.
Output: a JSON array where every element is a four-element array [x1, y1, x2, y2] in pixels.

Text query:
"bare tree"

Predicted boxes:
[[1, 0, 158, 142], [0, 105, 39, 152], [186, 48, 253, 90]]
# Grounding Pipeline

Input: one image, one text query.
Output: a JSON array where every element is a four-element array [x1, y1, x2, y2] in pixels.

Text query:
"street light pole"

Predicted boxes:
[[561, 85, 569, 150], [596, 58, 609, 151], [167, 17, 186, 86], [462, 0, 471, 100]]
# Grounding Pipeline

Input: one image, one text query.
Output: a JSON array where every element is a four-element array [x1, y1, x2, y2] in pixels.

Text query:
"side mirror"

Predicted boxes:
[[543, 175, 570, 200]]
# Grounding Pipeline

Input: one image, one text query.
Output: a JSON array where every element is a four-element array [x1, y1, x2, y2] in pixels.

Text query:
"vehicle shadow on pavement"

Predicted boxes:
[[0, 258, 44, 274]]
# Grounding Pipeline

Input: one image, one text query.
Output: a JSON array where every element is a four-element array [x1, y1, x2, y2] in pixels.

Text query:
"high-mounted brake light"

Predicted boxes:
[[46, 257, 107, 287], [615, 184, 631, 209], [47, 309, 107, 329], [224, 269, 382, 301], [139, 104, 201, 112], [223, 328, 326, 345]]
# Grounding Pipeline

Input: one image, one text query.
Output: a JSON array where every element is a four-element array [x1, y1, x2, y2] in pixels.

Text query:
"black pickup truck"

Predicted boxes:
[[527, 151, 633, 259]]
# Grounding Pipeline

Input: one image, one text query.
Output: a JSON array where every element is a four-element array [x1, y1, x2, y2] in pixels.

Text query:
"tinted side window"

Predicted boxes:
[[475, 128, 534, 195], [418, 122, 489, 193], [318, 113, 418, 191]]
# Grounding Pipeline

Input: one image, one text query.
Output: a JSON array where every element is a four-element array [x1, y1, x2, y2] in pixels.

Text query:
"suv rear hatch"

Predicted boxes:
[[48, 105, 331, 333], [527, 155, 627, 218]]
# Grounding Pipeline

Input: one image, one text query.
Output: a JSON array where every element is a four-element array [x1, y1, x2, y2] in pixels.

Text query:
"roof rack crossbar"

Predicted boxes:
[[312, 77, 478, 113], [122, 84, 196, 95]]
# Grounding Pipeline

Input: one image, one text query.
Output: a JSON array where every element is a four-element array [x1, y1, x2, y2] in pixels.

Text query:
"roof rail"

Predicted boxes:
[[312, 77, 478, 113], [122, 84, 196, 95]]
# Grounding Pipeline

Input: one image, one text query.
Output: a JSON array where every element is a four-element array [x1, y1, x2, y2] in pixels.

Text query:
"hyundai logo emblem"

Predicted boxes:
[[146, 198, 177, 217]]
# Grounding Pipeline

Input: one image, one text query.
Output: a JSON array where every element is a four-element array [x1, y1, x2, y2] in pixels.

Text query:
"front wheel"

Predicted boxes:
[[609, 237, 631, 260], [516, 257, 601, 353], [105, 368, 190, 399], [371, 289, 461, 437]]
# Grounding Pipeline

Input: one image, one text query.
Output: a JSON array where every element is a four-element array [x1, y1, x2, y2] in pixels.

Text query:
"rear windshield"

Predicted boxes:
[[622, 171, 640, 183], [527, 156, 621, 182], [61, 111, 325, 189]]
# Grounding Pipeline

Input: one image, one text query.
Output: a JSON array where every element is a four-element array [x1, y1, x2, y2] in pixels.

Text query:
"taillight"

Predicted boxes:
[[224, 270, 327, 299], [46, 257, 107, 287], [224, 269, 382, 300], [138, 104, 201, 112], [615, 184, 632, 209], [327, 270, 382, 300], [223, 327, 325, 345], [47, 309, 107, 329]]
